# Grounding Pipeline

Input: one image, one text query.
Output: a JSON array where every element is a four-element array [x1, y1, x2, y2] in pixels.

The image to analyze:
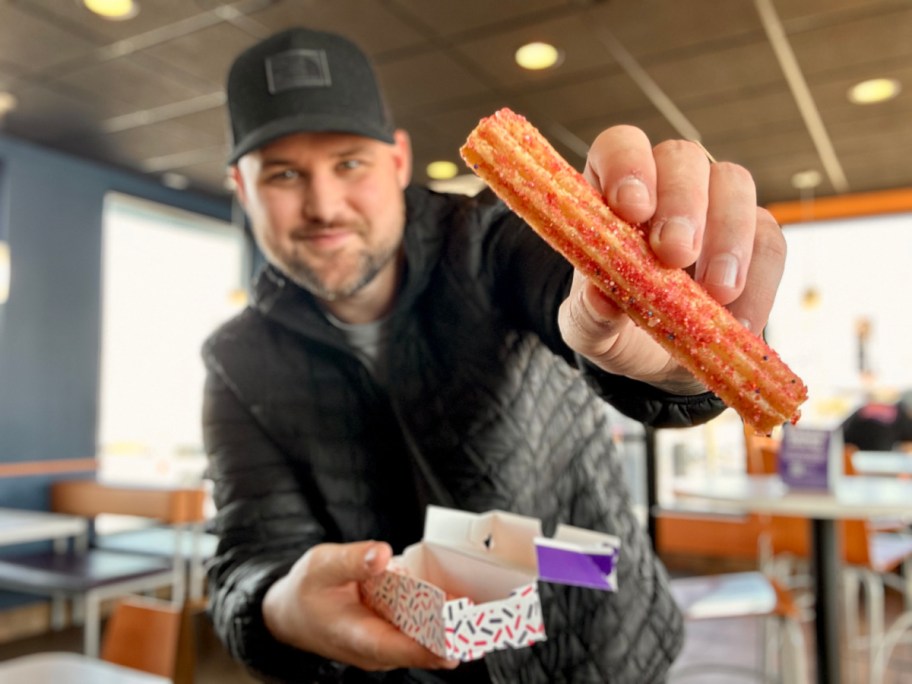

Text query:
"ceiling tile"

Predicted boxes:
[[646, 40, 785, 103], [48, 55, 204, 119], [243, 0, 427, 55], [587, 0, 765, 59], [12, 0, 238, 42], [0, 2, 97, 73], [392, 0, 573, 38], [452, 13, 619, 91], [139, 22, 260, 88], [789, 6, 912, 77], [377, 52, 493, 115]]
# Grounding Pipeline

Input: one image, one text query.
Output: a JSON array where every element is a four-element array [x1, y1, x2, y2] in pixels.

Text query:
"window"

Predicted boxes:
[[97, 193, 246, 487], [767, 211, 912, 421]]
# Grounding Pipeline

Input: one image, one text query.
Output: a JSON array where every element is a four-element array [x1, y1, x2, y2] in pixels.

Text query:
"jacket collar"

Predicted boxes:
[[249, 185, 449, 344]]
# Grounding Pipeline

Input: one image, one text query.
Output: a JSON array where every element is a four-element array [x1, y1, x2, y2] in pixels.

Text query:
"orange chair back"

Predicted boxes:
[[50, 480, 206, 524], [101, 597, 195, 683]]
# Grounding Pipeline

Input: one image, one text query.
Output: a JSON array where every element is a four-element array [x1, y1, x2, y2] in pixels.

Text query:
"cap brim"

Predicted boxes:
[[228, 113, 395, 165]]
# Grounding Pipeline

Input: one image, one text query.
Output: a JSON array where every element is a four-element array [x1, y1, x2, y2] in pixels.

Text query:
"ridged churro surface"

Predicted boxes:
[[460, 108, 807, 434]]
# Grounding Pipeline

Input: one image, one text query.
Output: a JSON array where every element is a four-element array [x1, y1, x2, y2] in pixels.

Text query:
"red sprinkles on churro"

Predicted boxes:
[[460, 108, 807, 434]]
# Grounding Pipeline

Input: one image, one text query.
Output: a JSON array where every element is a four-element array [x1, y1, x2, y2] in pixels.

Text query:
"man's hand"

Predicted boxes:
[[558, 125, 787, 393], [262, 541, 460, 671]]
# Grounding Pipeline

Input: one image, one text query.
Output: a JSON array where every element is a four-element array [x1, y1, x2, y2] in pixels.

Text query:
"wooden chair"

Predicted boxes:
[[0, 480, 206, 656], [92, 521, 218, 605], [670, 571, 808, 683], [101, 596, 195, 683], [745, 435, 912, 681]]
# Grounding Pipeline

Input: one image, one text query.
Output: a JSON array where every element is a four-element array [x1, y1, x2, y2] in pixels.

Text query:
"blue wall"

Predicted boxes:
[[0, 135, 232, 510]]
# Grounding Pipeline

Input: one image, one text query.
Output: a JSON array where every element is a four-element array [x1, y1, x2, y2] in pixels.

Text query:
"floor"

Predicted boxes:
[[0, 591, 910, 683], [669, 585, 912, 684]]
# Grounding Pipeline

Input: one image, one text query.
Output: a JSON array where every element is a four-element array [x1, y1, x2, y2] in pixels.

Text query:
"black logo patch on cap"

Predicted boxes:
[[266, 49, 332, 94]]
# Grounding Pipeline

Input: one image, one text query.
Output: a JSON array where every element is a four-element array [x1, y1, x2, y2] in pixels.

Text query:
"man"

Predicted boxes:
[[203, 27, 786, 683], [842, 390, 912, 452]]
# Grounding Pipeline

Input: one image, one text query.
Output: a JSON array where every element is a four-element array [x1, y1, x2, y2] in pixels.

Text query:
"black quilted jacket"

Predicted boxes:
[[202, 185, 726, 683]]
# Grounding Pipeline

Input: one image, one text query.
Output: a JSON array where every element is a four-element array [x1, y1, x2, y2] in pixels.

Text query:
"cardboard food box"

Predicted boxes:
[[360, 506, 621, 661]]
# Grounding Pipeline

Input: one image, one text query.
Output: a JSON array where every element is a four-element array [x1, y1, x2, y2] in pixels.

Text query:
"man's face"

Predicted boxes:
[[233, 130, 412, 304]]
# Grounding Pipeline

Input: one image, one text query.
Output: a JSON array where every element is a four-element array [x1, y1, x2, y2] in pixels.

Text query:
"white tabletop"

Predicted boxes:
[[673, 473, 912, 519], [0, 652, 168, 683], [852, 450, 912, 476], [0, 507, 87, 547]]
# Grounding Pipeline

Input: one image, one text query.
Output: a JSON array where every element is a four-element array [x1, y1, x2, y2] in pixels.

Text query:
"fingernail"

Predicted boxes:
[[655, 217, 696, 251], [737, 318, 753, 333], [704, 253, 739, 289], [615, 177, 650, 208], [364, 545, 378, 566]]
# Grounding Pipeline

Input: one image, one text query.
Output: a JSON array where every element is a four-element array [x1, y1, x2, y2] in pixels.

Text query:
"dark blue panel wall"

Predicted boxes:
[[0, 135, 232, 506], [0, 135, 233, 609]]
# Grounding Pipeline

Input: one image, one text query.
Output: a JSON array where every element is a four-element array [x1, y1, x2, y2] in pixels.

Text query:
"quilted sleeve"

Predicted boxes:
[[481, 206, 726, 429], [202, 365, 343, 682]]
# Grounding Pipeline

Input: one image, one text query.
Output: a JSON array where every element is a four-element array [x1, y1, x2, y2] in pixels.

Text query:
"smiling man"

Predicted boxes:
[[203, 27, 788, 684]]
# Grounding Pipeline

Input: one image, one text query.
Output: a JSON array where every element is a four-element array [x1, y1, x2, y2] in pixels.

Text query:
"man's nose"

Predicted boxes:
[[303, 171, 344, 223]]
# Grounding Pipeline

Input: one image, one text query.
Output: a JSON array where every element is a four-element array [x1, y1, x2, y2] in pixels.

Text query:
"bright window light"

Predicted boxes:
[[98, 193, 245, 486], [0, 241, 9, 304]]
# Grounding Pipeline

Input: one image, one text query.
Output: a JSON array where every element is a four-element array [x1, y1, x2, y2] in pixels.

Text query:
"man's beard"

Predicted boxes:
[[283, 242, 400, 302]]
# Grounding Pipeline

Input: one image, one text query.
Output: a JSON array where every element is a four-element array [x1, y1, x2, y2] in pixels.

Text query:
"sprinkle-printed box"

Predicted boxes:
[[360, 506, 621, 661]]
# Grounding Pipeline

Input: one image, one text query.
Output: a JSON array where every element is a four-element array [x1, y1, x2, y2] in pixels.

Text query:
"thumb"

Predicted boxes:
[[303, 541, 393, 588], [558, 273, 627, 359]]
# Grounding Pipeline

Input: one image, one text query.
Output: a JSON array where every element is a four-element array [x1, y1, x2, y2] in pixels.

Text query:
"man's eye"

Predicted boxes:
[[339, 159, 363, 171], [269, 169, 299, 182]]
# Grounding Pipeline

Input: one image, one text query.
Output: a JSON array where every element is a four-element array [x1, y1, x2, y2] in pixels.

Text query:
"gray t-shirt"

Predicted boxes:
[[325, 312, 393, 383]]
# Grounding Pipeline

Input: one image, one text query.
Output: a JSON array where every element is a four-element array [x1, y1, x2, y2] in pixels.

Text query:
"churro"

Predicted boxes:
[[460, 108, 806, 434]]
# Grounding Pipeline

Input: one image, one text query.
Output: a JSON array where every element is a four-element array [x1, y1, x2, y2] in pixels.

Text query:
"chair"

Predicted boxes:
[[93, 522, 219, 604], [0, 480, 206, 656], [101, 596, 196, 683], [745, 435, 912, 681], [670, 571, 808, 683]]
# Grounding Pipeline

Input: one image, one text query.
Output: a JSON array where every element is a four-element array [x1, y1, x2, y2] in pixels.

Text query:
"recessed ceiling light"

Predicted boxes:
[[847, 78, 901, 105], [791, 169, 822, 190], [82, 0, 139, 21], [426, 161, 459, 180], [515, 42, 562, 71], [0, 92, 18, 116]]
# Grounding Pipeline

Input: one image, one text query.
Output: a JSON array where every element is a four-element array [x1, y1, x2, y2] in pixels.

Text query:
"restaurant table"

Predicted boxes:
[[673, 473, 912, 684], [0, 652, 168, 683], [852, 450, 912, 476], [0, 507, 87, 549], [0, 507, 88, 628]]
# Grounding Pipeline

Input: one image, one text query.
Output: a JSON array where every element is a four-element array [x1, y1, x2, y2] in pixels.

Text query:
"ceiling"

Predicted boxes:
[[1, 0, 911, 207]]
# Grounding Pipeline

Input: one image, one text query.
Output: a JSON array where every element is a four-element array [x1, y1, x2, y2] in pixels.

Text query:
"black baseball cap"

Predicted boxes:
[[226, 28, 395, 164]]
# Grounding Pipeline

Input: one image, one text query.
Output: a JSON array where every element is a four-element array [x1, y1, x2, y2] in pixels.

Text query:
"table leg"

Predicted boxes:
[[811, 517, 840, 684]]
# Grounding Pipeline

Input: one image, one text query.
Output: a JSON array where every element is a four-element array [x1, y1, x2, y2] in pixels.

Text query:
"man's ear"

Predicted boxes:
[[229, 165, 247, 208], [392, 129, 413, 189]]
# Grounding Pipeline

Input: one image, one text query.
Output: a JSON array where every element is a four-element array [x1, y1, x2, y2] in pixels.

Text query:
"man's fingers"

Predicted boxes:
[[724, 208, 786, 334], [693, 161, 758, 305], [341, 614, 460, 671], [648, 140, 711, 269], [584, 125, 657, 226], [301, 541, 392, 589]]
